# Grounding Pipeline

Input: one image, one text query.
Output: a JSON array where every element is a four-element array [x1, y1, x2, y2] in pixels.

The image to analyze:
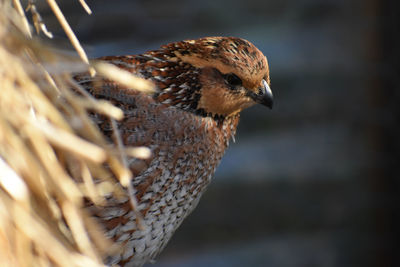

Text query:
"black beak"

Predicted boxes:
[[249, 79, 273, 109]]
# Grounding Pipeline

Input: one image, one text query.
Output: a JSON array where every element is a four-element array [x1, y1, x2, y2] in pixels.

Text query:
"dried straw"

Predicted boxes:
[[0, 1, 153, 266]]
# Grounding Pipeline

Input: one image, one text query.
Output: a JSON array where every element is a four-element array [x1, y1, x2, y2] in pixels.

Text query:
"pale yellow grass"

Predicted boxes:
[[0, 1, 152, 266]]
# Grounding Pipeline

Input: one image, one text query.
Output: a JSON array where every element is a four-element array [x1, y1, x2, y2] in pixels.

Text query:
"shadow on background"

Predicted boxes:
[[39, 0, 399, 266]]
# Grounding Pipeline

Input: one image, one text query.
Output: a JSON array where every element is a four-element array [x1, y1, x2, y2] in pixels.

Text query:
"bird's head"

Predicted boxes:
[[150, 37, 273, 119]]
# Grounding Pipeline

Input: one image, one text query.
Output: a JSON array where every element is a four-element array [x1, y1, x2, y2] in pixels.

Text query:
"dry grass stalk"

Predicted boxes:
[[0, 1, 153, 266], [45, 0, 89, 64]]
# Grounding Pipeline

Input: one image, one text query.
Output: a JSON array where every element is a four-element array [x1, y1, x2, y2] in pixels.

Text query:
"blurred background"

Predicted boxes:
[[37, 0, 398, 266]]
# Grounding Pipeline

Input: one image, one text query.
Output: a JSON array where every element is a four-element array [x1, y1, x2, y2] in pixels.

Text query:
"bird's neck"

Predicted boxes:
[[201, 113, 240, 148]]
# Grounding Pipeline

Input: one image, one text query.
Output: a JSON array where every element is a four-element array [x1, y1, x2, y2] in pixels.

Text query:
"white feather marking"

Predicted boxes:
[[162, 99, 172, 104]]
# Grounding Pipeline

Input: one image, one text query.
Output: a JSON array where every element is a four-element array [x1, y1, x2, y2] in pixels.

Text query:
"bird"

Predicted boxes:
[[76, 36, 273, 267]]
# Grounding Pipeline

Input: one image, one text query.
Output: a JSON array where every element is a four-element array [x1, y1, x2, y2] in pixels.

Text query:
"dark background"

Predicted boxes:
[[37, 0, 399, 266]]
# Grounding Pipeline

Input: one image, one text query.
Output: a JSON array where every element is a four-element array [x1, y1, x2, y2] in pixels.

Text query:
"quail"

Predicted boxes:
[[77, 36, 273, 266]]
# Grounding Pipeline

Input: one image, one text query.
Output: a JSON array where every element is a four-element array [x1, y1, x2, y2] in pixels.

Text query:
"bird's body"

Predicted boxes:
[[77, 37, 272, 266]]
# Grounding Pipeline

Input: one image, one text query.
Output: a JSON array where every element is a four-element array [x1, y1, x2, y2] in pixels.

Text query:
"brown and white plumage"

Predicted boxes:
[[76, 36, 273, 266]]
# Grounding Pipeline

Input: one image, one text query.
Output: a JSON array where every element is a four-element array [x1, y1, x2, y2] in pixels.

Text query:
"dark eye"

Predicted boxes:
[[223, 73, 242, 87]]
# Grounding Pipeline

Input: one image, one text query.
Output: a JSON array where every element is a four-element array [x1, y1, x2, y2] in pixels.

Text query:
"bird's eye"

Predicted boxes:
[[223, 73, 242, 87]]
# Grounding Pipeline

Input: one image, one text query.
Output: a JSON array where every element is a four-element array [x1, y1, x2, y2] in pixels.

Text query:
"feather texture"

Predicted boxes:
[[75, 36, 272, 266]]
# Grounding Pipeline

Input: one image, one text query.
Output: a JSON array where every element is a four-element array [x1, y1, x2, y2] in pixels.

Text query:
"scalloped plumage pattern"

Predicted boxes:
[[76, 36, 270, 267]]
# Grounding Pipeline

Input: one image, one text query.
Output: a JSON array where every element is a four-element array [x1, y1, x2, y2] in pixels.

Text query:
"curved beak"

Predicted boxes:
[[250, 79, 273, 109]]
